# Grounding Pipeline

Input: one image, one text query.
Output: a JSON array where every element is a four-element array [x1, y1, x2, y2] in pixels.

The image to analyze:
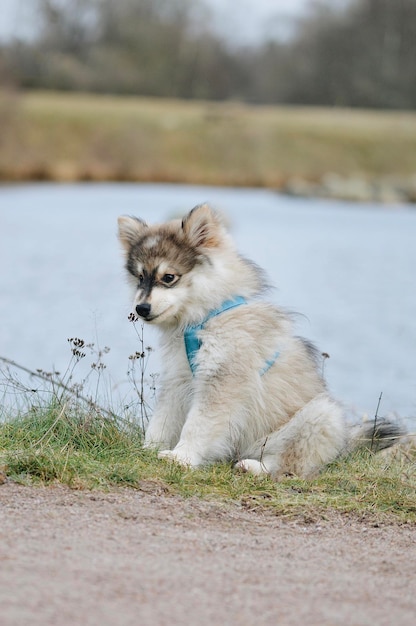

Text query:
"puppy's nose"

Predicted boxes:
[[135, 303, 151, 319]]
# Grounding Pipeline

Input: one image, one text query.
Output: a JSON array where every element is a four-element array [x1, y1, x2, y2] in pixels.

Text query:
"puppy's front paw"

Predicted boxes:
[[158, 449, 180, 461], [235, 459, 270, 476], [158, 449, 199, 467]]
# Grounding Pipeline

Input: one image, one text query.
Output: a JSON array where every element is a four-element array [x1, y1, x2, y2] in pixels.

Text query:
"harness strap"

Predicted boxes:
[[259, 351, 281, 376], [184, 296, 279, 376], [184, 296, 247, 374]]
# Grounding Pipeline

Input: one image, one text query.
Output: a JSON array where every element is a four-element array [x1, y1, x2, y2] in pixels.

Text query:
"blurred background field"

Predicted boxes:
[[1, 0, 416, 201], [1, 90, 416, 202]]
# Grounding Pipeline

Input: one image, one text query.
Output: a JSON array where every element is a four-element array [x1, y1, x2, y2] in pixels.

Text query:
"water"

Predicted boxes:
[[1, 183, 415, 426]]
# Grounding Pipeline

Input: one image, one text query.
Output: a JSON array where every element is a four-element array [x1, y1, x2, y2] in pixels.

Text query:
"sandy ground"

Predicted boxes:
[[0, 481, 415, 626]]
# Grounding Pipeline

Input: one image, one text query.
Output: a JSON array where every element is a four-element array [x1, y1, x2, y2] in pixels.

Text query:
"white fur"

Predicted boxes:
[[119, 205, 352, 479]]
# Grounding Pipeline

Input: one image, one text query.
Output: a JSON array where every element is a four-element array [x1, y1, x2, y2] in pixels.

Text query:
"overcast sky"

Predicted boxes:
[[0, 0, 311, 43], [203, 0, 311, 43]]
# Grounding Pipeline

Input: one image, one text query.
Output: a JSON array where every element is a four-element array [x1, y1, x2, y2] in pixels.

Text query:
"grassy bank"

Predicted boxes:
[[1, 401, 415, 524], [1, 90, 416, 198]]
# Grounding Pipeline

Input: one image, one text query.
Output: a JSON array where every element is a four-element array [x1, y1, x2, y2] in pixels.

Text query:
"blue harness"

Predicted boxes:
[[184, 296, 279, 376]]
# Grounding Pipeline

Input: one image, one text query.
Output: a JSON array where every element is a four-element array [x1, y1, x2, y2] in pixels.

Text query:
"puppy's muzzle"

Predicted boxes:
[[135, 303, 151, 319]]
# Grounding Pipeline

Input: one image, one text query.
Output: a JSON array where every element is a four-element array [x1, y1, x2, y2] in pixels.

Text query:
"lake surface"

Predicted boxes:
[[1, 183, 415, 427]]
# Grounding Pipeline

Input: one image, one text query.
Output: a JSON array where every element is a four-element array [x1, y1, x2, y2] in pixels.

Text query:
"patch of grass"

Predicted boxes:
[[1, 90, 416, 189], [1, 402, 415, 524], [0, 403, 145, 488]]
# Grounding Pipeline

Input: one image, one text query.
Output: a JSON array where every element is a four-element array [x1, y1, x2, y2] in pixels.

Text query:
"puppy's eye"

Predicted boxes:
[[138, 274, 144, 287], [161, 273, 177, 285]]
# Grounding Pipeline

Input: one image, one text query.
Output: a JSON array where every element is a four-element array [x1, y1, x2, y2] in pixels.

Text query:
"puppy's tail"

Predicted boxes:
[[347, 419, 406, 453]]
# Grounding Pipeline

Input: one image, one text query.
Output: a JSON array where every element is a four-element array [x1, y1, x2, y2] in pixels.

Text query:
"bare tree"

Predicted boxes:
[[2, 0, 416, 108], [258, 0, 416, 108]]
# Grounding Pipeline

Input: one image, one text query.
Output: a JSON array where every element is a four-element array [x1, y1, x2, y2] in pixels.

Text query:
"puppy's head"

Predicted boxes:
[[118, 204, 226, 326]]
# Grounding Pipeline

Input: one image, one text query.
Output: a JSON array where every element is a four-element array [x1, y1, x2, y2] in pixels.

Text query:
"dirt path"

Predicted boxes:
[[0, 482, 415, 626]]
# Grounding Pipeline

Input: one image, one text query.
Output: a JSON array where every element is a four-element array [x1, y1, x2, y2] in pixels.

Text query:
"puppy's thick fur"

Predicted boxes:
[[118, 204, 402, 478]]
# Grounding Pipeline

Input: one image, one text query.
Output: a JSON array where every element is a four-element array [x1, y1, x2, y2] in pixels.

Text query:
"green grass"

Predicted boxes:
[[1, 401, 415, 524], [1, 90, 416, 189]]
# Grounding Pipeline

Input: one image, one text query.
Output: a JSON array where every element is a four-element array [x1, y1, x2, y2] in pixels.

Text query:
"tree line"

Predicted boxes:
[[1, 0, 416, 109]]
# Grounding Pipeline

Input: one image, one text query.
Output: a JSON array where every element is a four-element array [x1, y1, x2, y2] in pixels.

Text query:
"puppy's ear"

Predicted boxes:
[[118, 216, 148, 251], [181, 204, 222, 249]]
